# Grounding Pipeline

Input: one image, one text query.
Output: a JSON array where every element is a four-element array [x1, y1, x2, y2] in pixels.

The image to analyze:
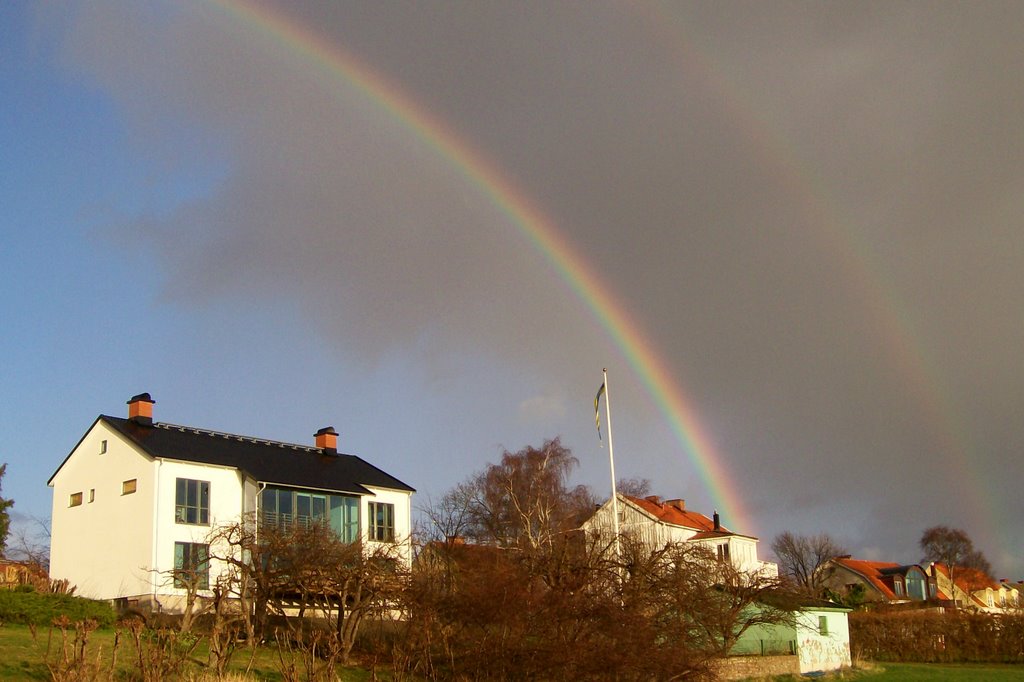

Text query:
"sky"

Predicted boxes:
[[2, 1, 1023, 578]]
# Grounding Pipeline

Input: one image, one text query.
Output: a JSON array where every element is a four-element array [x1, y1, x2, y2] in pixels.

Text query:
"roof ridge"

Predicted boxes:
[[155, 421, 322, 453]]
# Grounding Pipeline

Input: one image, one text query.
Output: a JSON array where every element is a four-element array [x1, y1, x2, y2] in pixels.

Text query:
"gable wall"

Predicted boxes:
[[50, 421, 158, 600]]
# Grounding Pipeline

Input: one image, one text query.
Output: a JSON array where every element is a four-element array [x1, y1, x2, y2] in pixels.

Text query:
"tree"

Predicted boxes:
[[770, 531, 846, 597], [206, 515, 404, 664], [920, 525, 993, 602], [401, 441, 798, 680], [461, 438, 595, 552], [0, 464, 14, 557]]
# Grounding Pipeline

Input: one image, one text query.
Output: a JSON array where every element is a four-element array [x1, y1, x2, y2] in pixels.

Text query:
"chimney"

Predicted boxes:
[[713, 510, 720, 531], [644, 495, 662, 504], [127, 393, 155, 426], [314, 426, 338, 455], [666, 498, 686, 511]]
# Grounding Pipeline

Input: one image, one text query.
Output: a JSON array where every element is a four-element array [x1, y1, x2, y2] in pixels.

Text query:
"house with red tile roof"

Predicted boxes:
[[581, 494, 778, 577], [823, 556, 937, 606], [926, 562, 1018, 612]]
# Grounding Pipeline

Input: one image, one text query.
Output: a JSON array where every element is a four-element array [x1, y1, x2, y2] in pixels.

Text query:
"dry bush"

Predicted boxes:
[[850, 610, 1024, 663]]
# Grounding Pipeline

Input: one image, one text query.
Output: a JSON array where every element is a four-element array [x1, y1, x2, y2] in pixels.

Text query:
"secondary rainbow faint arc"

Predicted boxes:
[[207, 0, 752, 530]]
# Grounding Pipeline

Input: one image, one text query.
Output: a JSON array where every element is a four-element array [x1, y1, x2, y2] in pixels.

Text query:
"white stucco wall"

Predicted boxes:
[[362, 485, 414, 567], [150, 459, 248, 603], [49, 421, 158, 600], [795, 608, 852, 674]]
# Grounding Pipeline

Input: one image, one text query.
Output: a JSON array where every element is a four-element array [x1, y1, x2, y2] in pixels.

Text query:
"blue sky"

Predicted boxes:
[[4, 1, 1024, 578]]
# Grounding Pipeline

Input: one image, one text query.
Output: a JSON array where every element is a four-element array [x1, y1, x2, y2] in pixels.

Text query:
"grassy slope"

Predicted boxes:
[[0, 623, 381, 681]]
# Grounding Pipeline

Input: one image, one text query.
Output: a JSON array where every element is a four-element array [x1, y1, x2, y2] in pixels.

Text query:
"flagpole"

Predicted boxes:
[[603, 368, 622, 565]]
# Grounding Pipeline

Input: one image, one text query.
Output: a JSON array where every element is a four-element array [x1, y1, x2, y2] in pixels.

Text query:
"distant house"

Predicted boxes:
[[0, 559, 49, 590], [823, 556, 937, 606], [581, 494, 778, 577], [48, 393, 414, 612], [925, 563, 1018, 612]]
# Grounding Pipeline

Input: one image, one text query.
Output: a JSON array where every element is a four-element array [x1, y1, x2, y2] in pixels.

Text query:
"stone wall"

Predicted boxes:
[[715, 655, 800, 680]]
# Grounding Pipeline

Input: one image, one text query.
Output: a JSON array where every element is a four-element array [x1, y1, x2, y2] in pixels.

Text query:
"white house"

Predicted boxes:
[[48, 393, 414, 612], [582, 494, 778, 578]]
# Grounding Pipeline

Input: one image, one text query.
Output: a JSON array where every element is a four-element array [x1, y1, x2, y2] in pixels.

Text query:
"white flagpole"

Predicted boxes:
[[603, 368, 622, 564]]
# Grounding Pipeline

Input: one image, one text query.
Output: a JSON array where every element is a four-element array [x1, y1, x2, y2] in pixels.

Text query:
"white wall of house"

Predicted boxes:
[[795, 608, 852, 674], [150, 459, 247, 604], [49, 421, 157, 601], [362, 485, 414, 567]]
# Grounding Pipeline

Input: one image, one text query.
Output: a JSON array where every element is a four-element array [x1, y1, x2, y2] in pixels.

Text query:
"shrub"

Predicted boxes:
[[0, 589, 116, 627], [850, 610, 1024, 663]]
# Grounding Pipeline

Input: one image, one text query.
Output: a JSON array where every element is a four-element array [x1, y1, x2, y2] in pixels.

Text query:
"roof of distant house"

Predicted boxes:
[[623, 495, 757, 538], [832, 557, 904, 600], [50, 415, 415, 495]]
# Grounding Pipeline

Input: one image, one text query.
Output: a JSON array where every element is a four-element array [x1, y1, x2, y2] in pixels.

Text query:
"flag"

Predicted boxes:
[[595, 382, 606, 441]]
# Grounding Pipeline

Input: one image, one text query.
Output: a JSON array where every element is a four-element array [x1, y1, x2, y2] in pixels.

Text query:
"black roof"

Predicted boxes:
[[94, 416, 415, 494]]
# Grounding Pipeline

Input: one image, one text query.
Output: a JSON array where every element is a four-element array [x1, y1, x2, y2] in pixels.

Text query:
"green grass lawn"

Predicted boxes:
[[863, 662, 1024, 681], [0, 623, 383, 681], [765, 662, 1024, 681]]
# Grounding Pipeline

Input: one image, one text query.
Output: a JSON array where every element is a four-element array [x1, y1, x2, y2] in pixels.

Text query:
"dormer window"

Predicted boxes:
[[894, 578, 904, 596]]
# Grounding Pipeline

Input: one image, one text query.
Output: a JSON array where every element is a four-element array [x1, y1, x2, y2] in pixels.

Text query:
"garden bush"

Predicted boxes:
[[851, 610, 1024, 663], [0, 588, 116, 627]]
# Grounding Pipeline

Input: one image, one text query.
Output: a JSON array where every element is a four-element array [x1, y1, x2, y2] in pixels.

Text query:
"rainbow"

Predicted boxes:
[[642, 4, 992, 541], [204, 0, 753, 530]]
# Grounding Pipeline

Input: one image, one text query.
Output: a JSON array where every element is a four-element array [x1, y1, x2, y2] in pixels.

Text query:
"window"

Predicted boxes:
[[122, 479, 137, 495], [173, 542, 209, 590], [175, 478, 210, 525], [818, 615, 829, 635], [259, 487, 359, 542], [89, 489, 95, 503], [100, 440, 107, 454], [69, 492, 83, 507], [894, 578, 904, 596], [716, 543, 730, 562], [368, 501, 395, 542]]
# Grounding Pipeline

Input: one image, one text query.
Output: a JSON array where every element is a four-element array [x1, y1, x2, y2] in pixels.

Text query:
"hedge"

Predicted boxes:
[[0, 589, 116, 627]]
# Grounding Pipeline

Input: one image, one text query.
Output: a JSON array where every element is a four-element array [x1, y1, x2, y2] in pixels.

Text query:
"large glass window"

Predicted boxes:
[[173, 542, 209, 590], [259, 486, 359, 542], [906, 570, 927, 600], [175, 478, 210, 525], [369, 501, 395, 542]]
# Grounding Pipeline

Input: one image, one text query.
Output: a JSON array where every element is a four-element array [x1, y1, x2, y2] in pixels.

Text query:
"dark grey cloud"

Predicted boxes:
[[52, 1, 1024, 576]]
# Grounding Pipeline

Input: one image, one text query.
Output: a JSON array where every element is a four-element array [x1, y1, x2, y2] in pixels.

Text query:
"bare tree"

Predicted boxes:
[[397, 442, 797, 681], [771, 531, 846, 597], [615, 477, 652, 498], [206, 515, 405, 665], [920, 526, 993, 603], [462, 438, 595, 552], [6, 514, 51, 572]]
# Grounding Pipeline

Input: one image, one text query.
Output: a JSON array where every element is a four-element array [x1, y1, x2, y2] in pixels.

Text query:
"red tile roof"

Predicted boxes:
[[624, 495, 729, 533], [833, 557, 903, 600]]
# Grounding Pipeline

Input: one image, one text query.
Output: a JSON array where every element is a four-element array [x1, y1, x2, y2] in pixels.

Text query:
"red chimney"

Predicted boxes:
[[314, 426, 338, 454], [127, 393, 155, 426]]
